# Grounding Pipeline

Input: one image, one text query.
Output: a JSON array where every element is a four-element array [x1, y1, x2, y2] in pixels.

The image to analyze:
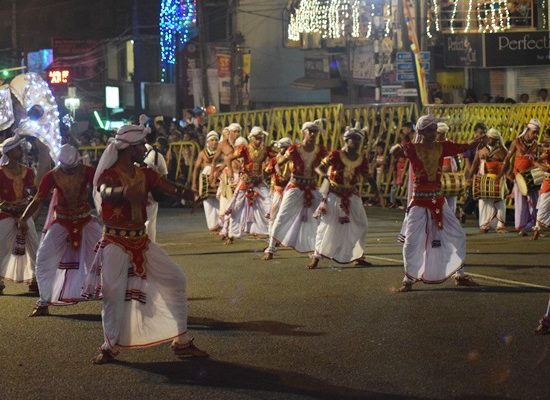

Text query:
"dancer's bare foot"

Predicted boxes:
[[29, 306, 50, 317], [224, 237, 234, 245], [171, 341, 209, 359], [262, 252, 273, 261], [91, 349, 118, 365], [306, 258, 319, 269], [394, 282, 412, 293]]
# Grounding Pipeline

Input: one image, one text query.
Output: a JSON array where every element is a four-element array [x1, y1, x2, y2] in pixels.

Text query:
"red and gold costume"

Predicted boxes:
[[36, 165, 95, 250], [96, 166, 162, 277], [285, 144, 327, 208], [514, 137, 538, 174], [0, 166, 35, 220], [405, 141, 469, 228]]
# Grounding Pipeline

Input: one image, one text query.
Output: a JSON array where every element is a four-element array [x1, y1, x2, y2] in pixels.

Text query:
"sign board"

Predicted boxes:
[[444, 32, 550, 68], [395, 51, 430, 82], [47, 68, 71, 85], [397, 88, 418, 97]]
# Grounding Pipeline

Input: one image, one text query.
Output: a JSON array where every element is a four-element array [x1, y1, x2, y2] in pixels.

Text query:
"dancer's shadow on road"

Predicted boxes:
[[116, 358, 427, 400], [418, 285, 548, 293], [188, 316, 324, 337]]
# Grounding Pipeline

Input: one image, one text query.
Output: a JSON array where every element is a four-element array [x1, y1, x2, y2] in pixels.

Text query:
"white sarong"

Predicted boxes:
[[35, 218, 102, 306], [478, 198, 506, 230], [83, 239, 192, 350], [513, 183, 538, 231], [402, 202, 465, 283], [145, 195, 158, 242], [313, 192, 368, 263], [203, 197, 220, 231], [268, 187, 321, 253], [0, 217, 38, 283], [536, 191, 550, 229], [227, 183, 271, 238]]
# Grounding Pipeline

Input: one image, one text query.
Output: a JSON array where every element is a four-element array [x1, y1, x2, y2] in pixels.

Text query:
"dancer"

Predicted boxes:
[[224, 126, 273, 244], [264, 137, 292, 236], [20, 144, 102, 316], [0, 135, 39, 295], [395, 115, 484, 292], [192, 130, 221, 231], [307, 127, 383, 269], [500, 118, 540, 235], [143, 128, 168, 242], [83, 124, 207, 364], [263, 122, 327, 260], [532, 129, 550, 240], [468, 128, 508, 233], [437, 122, 460, 213]]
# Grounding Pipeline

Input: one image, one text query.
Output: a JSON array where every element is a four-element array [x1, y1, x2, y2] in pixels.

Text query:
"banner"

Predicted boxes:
[[216, 52, 231, 105]]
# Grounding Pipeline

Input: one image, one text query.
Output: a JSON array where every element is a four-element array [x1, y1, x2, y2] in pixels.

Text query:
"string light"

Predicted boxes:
[[0, 85, 14, 131], [160, 0, 197, 82], [450, 0, 459, 33]]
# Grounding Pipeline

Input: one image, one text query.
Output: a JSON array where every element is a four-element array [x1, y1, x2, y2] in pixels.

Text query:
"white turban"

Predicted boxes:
[[248, 126, 268, 140], [343, 128, 364, 140], [277, 137, 292, 148], [486, 128, 501, 139], [527, 118, 541, 131], [0, 135, 24, 166], [437, 122, 449, 134], [301, 121, 318, 132], [93, 124, 146, 187], [58, 144, 81, 168], [206, 131, 219, 141], [416, 115, 438, 132], [228, 123, 242, 132], [235, 137, 248, 147]]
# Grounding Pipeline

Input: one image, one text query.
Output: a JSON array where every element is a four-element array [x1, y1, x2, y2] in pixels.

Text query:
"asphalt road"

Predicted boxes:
[[1, 206, 549, 400]]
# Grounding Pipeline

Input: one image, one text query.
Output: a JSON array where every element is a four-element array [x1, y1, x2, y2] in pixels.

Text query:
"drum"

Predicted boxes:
[[472, 174, 508, 200], [440, 172, 466, 196], [515, 168, 543, 196], [198, 166, 217, 199]]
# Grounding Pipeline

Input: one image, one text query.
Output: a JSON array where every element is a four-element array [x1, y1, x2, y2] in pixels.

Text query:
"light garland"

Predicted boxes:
[[288, 0, 392, 41], [160, 0, 197, 82], [447, 0, 510, 34], [0, 85, 14, 131], [9, 73, 61, 161]]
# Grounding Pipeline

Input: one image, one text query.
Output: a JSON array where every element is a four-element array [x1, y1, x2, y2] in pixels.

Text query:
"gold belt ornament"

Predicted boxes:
[[104, 226, 146, 238]]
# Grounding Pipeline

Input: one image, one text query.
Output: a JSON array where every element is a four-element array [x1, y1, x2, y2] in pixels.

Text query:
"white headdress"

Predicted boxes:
[[234, 137, 248, 147], [0, 135, 24, 166], [93, 124, 146, 187], [228, 123, 242, 132], [206, 131, 219, 141], [58, 144, 81, 169], [277, 137, 292, 148], [248, 126, 268, 140], [416, 115, 438, 132]]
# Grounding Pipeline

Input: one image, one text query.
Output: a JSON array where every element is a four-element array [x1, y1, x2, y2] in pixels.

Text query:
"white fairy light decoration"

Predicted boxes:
[[0, 85, 14, 130]]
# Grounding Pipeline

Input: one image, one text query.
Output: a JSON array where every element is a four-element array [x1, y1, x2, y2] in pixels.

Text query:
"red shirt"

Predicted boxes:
[[37, 165, 95, 214], [265, 155, 290, 192], [514, 138, 538, 173], [285, 144, 327, 178], [0, 165, 35, 203], [405, 141, 468, 192], [234, 144, 272, 177], [540, 149, 550, 194], [322, 150, 370, 187], [97, 165, 161, 230]]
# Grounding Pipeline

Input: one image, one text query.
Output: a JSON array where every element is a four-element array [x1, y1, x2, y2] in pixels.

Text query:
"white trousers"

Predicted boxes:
[[35, 218, 102, 306], [84, 239, 192, 350], [536, 191, 550, 230], [402, 202, 465, 283], [514, 183, 538, 231], [313, 192, 368, 264], [266, 187, 321, 253], [145, 198, 158, 242], [203, 197, 220, 231], [478, 198, 506, 230], [0, 217, 38, 284]]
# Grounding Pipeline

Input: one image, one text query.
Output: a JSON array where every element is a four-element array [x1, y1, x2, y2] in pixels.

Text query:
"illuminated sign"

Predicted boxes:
[[47, 69, 70, 84]]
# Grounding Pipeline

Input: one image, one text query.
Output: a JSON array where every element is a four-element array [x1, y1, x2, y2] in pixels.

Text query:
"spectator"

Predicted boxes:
[[538, 88, 548, 102], [519, 93, 530, 103]]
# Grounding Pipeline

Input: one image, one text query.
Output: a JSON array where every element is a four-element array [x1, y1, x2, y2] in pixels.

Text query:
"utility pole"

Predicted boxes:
[[230, 0, 238, 111], [197, 0, 210, 107], [11, 0, 17, 65], [132, 0, 143, 116]]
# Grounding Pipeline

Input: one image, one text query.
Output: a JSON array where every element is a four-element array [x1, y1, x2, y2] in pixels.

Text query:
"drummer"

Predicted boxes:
[[437, 122, 459, 213], [499, 118, 540, 236], [192, 130, 221, 231], [532, 129, 550, 240], [468, 128, 508, 233]]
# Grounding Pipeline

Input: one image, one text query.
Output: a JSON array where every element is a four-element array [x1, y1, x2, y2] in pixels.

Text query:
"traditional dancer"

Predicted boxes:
[[437, 122, 459, 213], [83, 124, 207, 364], [263, 122, 327, 260], [532, 129, 550, 240], [468, 128, 508, 233], [143, 128, 168, 242], [210, 123, 241, 238], [307, 128, 383, 269], [20, 144, 102, 316], [500, 118, 540, 235], [388, 128, 411, 209], [264, 137, 292, 237], [224, 126, 274, 244], [396, 115, 484, 292], [192, 130, 221, 231], [0, 135, 39, 295]]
